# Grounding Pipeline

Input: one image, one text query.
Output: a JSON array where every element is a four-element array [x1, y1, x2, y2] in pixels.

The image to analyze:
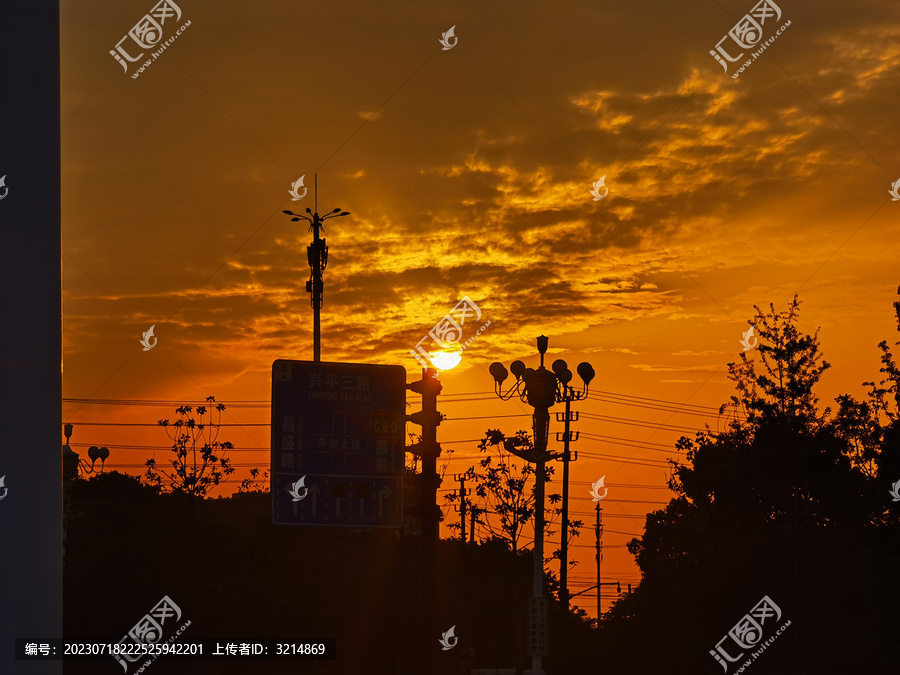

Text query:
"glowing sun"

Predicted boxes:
[[429, 350, 463, 371]]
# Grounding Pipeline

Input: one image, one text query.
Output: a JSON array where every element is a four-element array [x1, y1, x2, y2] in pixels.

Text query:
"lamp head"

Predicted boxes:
[[551, 359, 568, 378], [577, 362, 596, 385], [536, 335, 549, 354], [489, 362, 509, 385], [510, 360, 526, 380]]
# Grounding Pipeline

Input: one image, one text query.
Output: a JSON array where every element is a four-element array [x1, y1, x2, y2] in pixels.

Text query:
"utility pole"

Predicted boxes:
[[455, 474, 468, 542], [555, 402, 579, 611], [282, 175, 350, 363], [406, 368, 443, 673], [469, 505, 476, 543], [596, 504, 603, 618]]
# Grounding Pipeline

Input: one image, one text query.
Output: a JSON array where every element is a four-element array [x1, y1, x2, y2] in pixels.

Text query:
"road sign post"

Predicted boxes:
[[527, 596, 549, 657], [271, 360, 406, 528], [405, 368, 443, 673]]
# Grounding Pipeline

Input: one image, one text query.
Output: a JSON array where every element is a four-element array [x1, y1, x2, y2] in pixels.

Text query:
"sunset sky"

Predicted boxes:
[[61, 0, 900, 617]]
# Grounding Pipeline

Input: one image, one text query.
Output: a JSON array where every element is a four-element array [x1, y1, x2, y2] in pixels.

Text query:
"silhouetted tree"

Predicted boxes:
[[237, 467, 269, 494], [721, 294, 831, 427], [65, 466, 594, 675], [833, 287, 900, 483], [443, 429, 579, 562], [598, 294, 898, 673], [144, 395, 235, 497]]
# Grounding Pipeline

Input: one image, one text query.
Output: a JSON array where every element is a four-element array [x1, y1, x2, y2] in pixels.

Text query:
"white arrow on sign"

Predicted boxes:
[[378, 486, 392, 519], [288, 481, 300, 516], [309, 484, 320, 516]]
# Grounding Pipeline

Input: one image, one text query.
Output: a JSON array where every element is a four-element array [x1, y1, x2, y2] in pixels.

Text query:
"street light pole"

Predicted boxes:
[[532, 444, 547, 675], [489, 337, 595, 673], [282, 175, 350, 363]]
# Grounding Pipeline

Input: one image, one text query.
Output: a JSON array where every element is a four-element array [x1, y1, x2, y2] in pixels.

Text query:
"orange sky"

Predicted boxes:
[[61, 0, 900, 618]]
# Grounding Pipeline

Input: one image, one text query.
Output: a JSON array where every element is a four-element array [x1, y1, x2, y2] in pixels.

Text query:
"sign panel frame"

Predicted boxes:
[[271, 359, 406, 528]]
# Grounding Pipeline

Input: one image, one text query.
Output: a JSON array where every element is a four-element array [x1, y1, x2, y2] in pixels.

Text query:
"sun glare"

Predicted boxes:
[[429, 350, 463, 371]]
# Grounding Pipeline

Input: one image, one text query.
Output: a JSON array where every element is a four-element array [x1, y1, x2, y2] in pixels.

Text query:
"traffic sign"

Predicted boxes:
[[271, 360, 406, 528]]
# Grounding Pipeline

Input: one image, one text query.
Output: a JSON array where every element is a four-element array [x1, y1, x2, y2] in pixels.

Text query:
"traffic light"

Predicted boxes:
[[405, 368, 444, 536], [406, 368, 443, 461]]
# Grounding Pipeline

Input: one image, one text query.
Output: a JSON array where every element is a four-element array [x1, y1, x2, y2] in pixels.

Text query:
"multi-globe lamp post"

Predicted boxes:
[[61, 423, 110, 556], [61, 423, 110, 481], [489, 335, 594, 673]]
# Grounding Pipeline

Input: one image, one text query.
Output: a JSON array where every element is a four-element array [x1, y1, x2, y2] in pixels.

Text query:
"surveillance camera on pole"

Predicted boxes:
[[282, 174, 350, 363]]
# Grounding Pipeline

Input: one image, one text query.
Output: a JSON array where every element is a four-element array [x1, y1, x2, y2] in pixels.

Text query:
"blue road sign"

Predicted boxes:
[[271, 360, 406, 527]]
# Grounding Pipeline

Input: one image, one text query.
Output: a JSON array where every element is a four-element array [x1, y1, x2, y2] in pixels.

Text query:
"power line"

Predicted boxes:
[[589, 389, 729, 414], [569, 496, 669, 504], [61, 422, 270, 427], [569, 481, 671, 490], [442, 413, 531, 421], [578, 432, 678, 451], [60, 399, 718, 450], [96, 463, 267, 470], [436, 480, 671, 491], [578, 412, 702, 434], [63, 398, 271, 409], [63, 387, 737, 418], [441, 412, 705, 437], [71, 442, 270, 452], [577, 451, 671, 468], [439, 452, 673, 469]]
